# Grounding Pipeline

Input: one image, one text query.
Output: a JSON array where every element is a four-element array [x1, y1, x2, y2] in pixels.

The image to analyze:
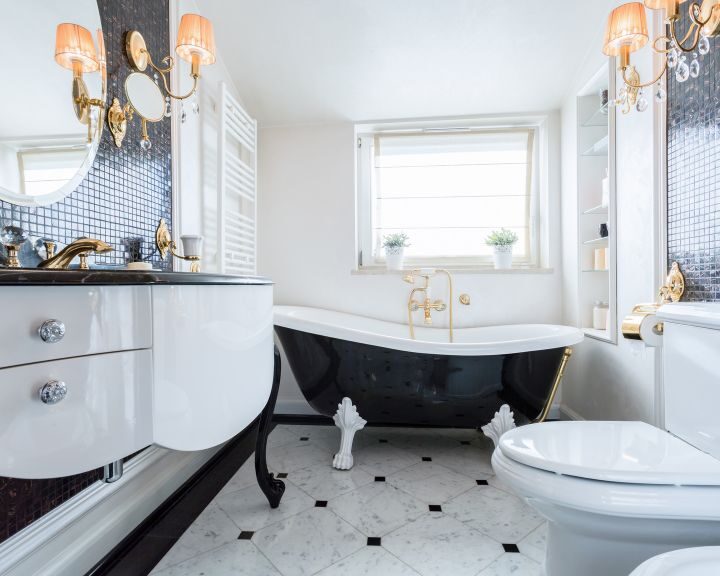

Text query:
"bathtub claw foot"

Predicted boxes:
[[332, 397, 366, 470], [332, 452, 354, 470], [482, 404, 516, 447]]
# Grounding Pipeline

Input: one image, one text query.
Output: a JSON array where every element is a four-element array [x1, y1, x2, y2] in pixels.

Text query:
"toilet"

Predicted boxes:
[[629, 547, 720, 576], [491, 302, 720, 576]]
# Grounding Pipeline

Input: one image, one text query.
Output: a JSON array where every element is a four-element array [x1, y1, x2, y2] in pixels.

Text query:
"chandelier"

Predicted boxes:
[[602, 0, 720, 112]]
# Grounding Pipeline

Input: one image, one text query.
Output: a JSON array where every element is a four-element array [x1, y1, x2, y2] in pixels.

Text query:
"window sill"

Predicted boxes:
[[351, 266, 554, 276]]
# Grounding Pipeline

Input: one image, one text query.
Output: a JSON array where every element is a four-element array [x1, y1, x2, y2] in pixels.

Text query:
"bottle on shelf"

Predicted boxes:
[[593, 301, 609, 330], [594, 248, 608, 270]]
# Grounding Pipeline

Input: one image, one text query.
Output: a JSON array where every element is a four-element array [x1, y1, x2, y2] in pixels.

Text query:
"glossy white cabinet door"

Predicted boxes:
[[664, 322, 720, 461], [0, 350, 153, 478], [0, 286, 152, 368], [152, 284, 273, 450]]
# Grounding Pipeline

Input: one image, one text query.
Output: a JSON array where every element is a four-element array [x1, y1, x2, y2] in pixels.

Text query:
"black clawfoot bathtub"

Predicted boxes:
[[274, 306, 583, 428]]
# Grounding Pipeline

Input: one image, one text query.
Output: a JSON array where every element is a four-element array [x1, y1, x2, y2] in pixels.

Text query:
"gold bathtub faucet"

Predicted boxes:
[[409, 287, 446, 326], [404, 269, 454, 342]]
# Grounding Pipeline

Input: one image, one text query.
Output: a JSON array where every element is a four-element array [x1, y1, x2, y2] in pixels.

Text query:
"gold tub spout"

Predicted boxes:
[[38, 238, 113, 270]]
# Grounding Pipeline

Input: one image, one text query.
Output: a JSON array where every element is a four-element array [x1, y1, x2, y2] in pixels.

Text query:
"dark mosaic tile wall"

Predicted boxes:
[[0, 0, 171, 545], [667, 26, 720, 300], [0, 0, 172, 269]]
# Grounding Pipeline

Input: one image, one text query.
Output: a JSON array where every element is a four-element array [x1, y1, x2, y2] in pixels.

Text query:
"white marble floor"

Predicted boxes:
[[150, 424, 547, 576]]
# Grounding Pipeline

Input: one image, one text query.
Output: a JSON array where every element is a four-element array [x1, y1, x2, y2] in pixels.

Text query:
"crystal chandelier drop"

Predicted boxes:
[[602, 0, 720, 113]]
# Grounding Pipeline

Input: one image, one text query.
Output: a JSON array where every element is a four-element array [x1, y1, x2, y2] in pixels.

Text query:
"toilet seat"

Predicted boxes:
[[491, 448, 720, 521], [630, 547, 720, 576], [498, 421, 720, 486], [491, 420, 720, 576]]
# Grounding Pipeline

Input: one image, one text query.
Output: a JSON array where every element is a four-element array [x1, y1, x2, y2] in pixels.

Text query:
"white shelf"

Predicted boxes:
[[583, 236, 609, 245], [581, 134, 609, 157], [584, 327, 612, 342], [581, 103, 610, 127], [576, 73, 617, 345], [582, 205, 608, 215]]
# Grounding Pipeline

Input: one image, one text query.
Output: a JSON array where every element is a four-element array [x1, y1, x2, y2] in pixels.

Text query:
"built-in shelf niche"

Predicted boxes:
[[577, 62, 617, 344]]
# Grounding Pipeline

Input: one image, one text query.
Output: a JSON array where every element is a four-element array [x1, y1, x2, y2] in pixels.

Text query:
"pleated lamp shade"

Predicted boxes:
[[603, 3, 649, 56], [176, 14, 216, 66], [55, 23, 99, 73]]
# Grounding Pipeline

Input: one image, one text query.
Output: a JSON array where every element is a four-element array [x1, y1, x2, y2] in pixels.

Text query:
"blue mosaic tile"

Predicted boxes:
[[667, 19, 720, 300]]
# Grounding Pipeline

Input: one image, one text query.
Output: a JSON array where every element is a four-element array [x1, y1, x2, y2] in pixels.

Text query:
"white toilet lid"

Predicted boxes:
[[630, 547, 720, 576], [498, 421, 720, 485]]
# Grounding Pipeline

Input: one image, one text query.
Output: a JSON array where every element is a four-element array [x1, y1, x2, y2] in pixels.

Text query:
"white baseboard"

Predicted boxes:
[[275, 399, 319, 415], [0, 444, 221, 576], [559, 404, 586, 421], [546, 404, 562, 421]]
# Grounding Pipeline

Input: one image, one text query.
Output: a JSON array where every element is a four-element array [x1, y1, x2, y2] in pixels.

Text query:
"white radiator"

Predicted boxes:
[[217, 82, 257, 275]]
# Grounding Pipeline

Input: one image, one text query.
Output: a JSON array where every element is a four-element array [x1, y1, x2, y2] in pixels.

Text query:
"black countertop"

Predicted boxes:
[[0, 269, 272, 286]]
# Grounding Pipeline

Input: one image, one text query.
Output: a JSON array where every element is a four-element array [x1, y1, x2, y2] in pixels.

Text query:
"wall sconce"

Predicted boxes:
[[55, 23, 106, 138], [125, 14, 216, 102], [155, 219, 203, 272], [603, 0, 720, 113]]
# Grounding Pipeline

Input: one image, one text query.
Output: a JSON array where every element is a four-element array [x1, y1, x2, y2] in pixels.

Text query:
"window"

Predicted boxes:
[[18, 147, 88, 197], [357, 125, 540, 268]]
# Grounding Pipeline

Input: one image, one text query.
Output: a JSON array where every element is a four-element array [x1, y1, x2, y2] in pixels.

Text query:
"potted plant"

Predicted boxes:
[[486, 228, 518, 269], [382, 232, 410, 270]]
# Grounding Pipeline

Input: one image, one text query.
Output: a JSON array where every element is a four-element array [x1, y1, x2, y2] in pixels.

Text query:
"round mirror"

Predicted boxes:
[[125, 73, 165, 122], [0, 1, 104, 207]]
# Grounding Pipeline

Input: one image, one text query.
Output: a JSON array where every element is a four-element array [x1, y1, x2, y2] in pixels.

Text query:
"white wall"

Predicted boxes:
[[258, 117, 564, 413], [559, 19, 662, 423]]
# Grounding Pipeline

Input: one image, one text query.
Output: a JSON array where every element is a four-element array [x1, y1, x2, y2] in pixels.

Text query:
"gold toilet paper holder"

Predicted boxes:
[[621, 262, 685, 340]]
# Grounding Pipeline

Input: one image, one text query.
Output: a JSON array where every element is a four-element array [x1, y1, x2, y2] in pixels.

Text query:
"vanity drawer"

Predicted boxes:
[[0, 286, 152, 368], [0, 349, 153, 478]]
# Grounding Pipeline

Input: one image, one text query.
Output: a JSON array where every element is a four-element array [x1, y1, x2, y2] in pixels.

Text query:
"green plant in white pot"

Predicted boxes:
[[382, 232, 410, 270], [486, 228, 518, 269]]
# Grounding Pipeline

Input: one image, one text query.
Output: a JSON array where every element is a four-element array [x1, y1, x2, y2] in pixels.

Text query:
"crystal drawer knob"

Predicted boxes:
[[38, 320, 65, 343], [39, 380, 67, 405]]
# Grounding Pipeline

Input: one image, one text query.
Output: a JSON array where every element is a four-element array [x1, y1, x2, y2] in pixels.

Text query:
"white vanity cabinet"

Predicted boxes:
[[0, 277, 273, 479], [152, 284, 274, 451]]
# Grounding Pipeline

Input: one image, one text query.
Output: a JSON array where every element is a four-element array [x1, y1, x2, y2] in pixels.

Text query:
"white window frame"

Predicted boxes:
[[355, 116, 550, 270]]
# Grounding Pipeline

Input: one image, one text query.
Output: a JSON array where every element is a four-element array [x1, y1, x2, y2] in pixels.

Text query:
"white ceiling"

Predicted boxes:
[[199, 0, 616, 126]]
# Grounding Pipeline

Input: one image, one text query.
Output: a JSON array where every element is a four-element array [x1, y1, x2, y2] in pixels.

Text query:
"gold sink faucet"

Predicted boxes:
[[404, 269, 454, 342], [38, 238, 113, 270]]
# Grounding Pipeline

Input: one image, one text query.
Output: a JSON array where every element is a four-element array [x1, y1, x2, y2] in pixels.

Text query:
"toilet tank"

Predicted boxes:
[[658, 302, 720, 460]]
